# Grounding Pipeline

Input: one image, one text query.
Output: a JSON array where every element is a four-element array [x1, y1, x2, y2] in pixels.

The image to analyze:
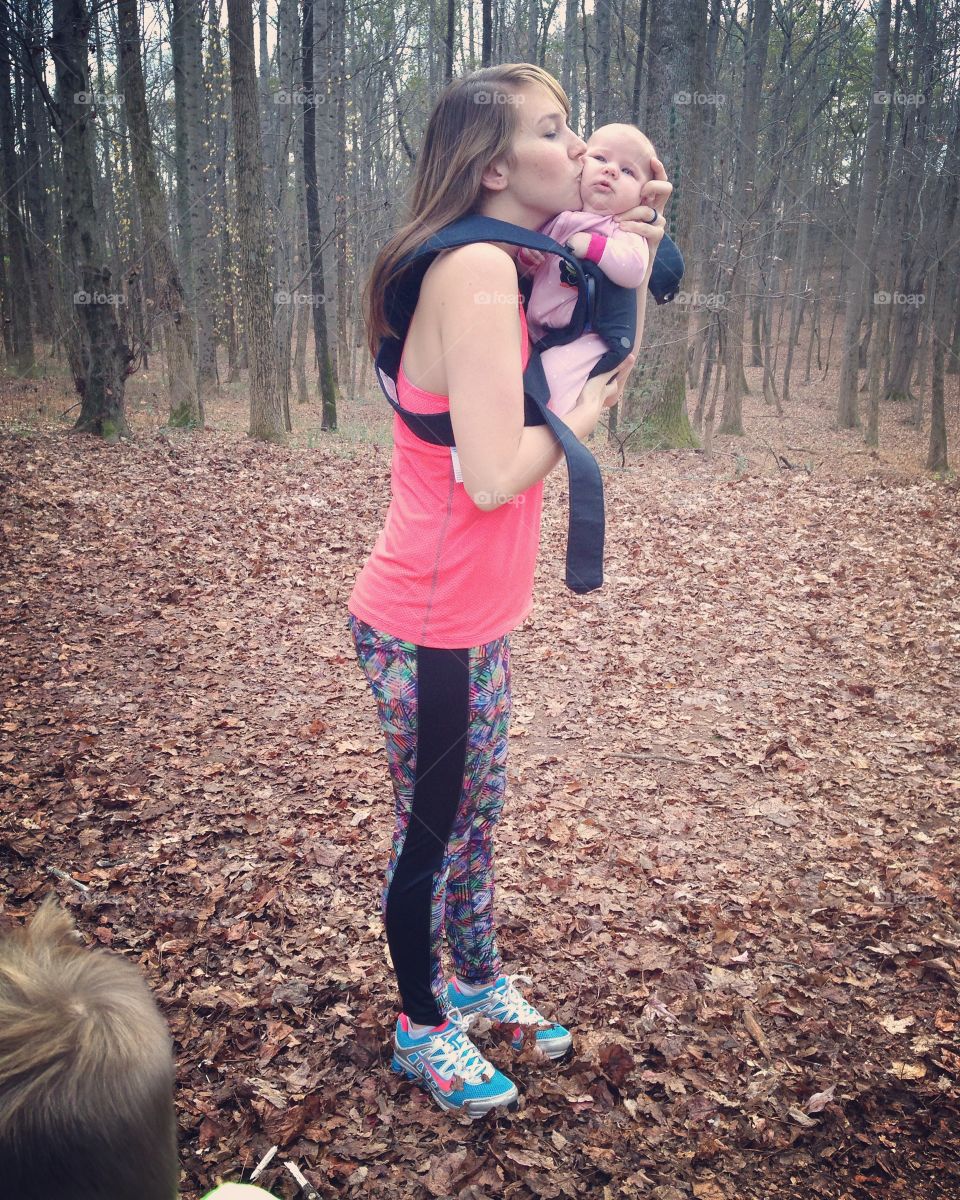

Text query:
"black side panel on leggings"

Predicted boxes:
[[384, 645, 470, 1024]]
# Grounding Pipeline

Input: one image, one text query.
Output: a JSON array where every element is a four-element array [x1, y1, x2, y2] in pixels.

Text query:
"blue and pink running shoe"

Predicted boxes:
[[390, 1008, 519, 1118], [446, 972, 573, 1060]]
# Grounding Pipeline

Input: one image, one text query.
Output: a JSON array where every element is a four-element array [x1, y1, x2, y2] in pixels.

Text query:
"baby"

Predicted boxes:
[[522, 123, 657, 417]]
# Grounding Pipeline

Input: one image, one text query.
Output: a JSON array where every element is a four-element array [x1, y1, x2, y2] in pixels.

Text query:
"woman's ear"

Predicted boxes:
[[480, 157, 509, 192]]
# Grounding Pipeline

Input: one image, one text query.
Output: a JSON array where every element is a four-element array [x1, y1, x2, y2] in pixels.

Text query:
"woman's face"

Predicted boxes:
[[486, 84, 586, 226]]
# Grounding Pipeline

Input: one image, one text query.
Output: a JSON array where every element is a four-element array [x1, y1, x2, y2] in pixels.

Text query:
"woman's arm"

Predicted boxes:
[[436, 244, 614, 512]]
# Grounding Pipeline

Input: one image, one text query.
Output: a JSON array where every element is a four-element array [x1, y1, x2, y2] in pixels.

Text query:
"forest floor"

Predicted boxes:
[[2, 354, 959, 1200]]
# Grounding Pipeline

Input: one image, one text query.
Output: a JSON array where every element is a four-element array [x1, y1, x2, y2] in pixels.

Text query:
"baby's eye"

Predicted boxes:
[[623, 167, 635, 177], [591, 153, 606, 162]]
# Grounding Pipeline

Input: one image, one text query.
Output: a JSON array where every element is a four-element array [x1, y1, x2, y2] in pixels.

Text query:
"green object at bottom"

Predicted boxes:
[[201, 1185, 277, 1199]]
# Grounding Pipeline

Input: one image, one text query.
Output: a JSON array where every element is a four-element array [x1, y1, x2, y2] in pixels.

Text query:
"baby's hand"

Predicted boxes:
[[564, 232, 592, 258]]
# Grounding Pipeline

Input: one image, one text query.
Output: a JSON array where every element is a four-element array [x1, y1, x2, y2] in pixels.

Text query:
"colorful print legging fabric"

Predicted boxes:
[[348, 613, 510, 1025]]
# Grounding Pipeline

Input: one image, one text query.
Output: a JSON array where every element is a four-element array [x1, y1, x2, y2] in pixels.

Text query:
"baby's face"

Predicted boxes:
[[579, 127, 652, 217]]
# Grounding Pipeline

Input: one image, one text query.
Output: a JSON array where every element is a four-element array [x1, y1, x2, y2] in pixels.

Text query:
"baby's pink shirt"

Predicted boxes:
[[524, 210, 649, 339]]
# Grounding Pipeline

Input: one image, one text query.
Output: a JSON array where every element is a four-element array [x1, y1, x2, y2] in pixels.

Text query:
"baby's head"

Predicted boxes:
[[580, 123, 656, 217]]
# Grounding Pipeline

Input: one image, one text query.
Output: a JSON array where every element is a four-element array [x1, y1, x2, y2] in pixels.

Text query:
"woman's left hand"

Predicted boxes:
[[614, 156, 673, 251]]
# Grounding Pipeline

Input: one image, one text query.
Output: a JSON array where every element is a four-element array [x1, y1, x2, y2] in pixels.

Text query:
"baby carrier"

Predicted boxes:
[[374, 214, 684, 595]]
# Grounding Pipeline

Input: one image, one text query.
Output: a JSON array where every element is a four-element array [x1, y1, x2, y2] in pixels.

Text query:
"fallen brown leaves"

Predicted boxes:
[[1, 401, 959, 1199]]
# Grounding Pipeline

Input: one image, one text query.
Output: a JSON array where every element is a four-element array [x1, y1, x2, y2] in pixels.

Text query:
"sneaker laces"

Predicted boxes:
[[425, 1009, 493, 1084], [487, 973, 549, 1026]]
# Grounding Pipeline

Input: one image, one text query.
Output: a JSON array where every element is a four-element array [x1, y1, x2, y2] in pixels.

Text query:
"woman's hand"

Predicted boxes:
[[516, 246, 545, 278], [575, 354, 637, 421], [614, 156, 673, 250]]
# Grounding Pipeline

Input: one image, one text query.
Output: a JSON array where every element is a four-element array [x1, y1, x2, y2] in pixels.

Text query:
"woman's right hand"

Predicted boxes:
[[575, 354, 636, 422], [615, 157, 673, 251]]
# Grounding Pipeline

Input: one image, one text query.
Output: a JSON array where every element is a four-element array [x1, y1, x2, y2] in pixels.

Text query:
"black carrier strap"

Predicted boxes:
[[374, 214, 684, 594]]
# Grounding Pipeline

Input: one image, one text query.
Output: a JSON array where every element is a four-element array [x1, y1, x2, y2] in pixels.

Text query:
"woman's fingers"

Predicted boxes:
[[617, 211, 666, 247], [616, 159, 673, 245], [641, 178, 673, 218], [612, 353, 637, 405], [516, 246, 546, 277], [643, 158, 673, 210]]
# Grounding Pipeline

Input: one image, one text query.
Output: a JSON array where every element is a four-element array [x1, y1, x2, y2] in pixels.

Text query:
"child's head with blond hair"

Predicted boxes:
[[0, 896, 178, 1200], [579, 123, 657, 217]]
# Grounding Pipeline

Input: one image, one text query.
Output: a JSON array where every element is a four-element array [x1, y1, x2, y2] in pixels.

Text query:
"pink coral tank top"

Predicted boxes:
[[348, 299, 544, 649]]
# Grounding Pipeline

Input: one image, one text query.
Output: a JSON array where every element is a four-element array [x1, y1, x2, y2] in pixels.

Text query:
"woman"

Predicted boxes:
[[348, 63, 671, 1119]]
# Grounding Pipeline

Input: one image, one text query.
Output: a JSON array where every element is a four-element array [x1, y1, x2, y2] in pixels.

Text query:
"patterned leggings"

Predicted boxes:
[[348, 613, 510, 1025]]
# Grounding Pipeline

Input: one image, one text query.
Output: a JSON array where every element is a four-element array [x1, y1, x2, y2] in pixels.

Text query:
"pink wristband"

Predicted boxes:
[[584, 233, 607, 264]]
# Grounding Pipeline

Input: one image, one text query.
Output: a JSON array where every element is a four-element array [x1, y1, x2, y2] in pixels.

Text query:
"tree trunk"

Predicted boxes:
[[302, 0, 338, 429], [482, 0, 493, 66], [782, 109, 816, 406], [207, 0, 232, 385], [183, 0, 218, 401], [271, 0, 298, 427], [331, 0, 348, 386], [630, 0, 648, 124], [836, 0, 889, 429], [926, 104, 958, 472], [594, 0, 612, 127], [884, 0, 935, 406], [22, 0, 56, 343], [171, 0, 195, 306], [447, 0, 457, 79], [51, 0, 130, 438], [947, 303, 960, 375], [227, 0, 285, 441], [717, 0, 772, 436], [618, 0, 703, 452], [0, 5, 35, 373], [117, 0, 201, 426]]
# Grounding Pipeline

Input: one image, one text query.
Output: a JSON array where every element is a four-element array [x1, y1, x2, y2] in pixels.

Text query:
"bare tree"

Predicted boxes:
[[50, 0, 131, 438], [0, 4, 35, 373], [836, 0, 890, 429], [227, 0, 285, 441], [303, 0, 338, 429], [926, 98, 959, 473], [617, 0, 704, 451], [117, 0, 202, 426], [717, 0, 772, 436]]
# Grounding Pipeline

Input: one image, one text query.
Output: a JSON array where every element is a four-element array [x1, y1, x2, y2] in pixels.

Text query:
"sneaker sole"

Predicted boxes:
[[390, 1053, 519, 1118], [533, 1031, 573, 1060]]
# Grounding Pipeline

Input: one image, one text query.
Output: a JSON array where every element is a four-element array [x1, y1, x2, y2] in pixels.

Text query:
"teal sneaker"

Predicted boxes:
[[446, 972, 573, 1060], [390, 1008, 519, 1118]]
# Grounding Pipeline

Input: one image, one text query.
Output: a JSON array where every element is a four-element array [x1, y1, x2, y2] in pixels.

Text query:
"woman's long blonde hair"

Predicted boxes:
[[363, 64, 570, 357]]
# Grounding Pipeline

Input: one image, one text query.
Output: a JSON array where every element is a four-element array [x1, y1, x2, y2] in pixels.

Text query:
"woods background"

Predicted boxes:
[[1, 0, 958, 468]]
